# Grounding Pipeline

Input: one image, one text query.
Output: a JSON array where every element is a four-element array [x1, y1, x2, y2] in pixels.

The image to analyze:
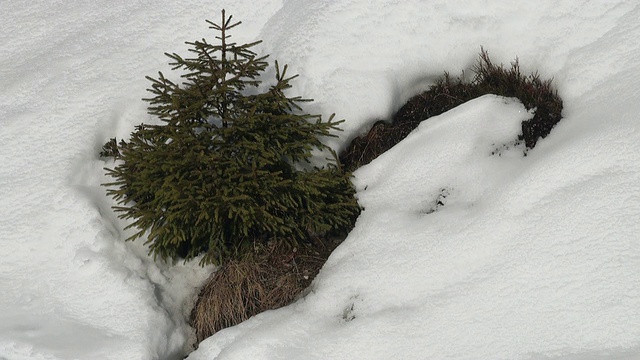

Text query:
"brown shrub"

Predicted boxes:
[[190, 238, 338, 344], [340, 48, 563, 171], [340, 120, 417, 172]]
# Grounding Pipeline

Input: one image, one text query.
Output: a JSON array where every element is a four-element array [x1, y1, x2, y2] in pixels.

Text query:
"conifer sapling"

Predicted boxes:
[[102, 10, 360, 265]]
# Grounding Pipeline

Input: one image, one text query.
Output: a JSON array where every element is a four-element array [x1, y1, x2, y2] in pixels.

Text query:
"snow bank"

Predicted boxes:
[[188, 94, 640, 360], [186, 1, 640, 359], [255, 0, 637, 151]]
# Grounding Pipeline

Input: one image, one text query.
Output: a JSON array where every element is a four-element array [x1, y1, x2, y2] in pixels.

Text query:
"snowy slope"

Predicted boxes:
[[2, 0, 639, 359], [0, 1, 280, 359], [188, 1, 640, 359]]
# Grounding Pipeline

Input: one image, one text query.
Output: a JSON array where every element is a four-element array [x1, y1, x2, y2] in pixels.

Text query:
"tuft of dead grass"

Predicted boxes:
[[340, 48, 563, 171], [190, 238, 338, 344]]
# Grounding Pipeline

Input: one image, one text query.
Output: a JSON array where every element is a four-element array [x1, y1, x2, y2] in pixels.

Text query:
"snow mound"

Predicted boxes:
[[188, 90, 639, 358]]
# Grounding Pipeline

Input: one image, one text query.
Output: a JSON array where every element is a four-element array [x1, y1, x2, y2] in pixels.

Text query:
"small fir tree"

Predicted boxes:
[[102, 10, 360, 265]]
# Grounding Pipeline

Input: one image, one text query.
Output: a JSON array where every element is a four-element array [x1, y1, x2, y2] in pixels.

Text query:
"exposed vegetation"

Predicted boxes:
[[340, 49, 563, 171], [101, 10, 360, 266], [190, 238, 339, 343]]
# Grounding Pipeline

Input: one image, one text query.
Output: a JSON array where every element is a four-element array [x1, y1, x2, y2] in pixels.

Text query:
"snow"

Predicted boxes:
[[1, 1, 639, 359]]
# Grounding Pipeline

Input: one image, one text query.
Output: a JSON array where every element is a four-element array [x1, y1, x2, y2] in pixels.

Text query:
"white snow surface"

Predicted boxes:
[[1, 1, 639, 359]]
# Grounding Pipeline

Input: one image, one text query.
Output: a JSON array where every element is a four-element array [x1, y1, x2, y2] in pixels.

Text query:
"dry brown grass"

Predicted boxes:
[[190, 238, 338, 344], [340, 48, 563, 171]]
